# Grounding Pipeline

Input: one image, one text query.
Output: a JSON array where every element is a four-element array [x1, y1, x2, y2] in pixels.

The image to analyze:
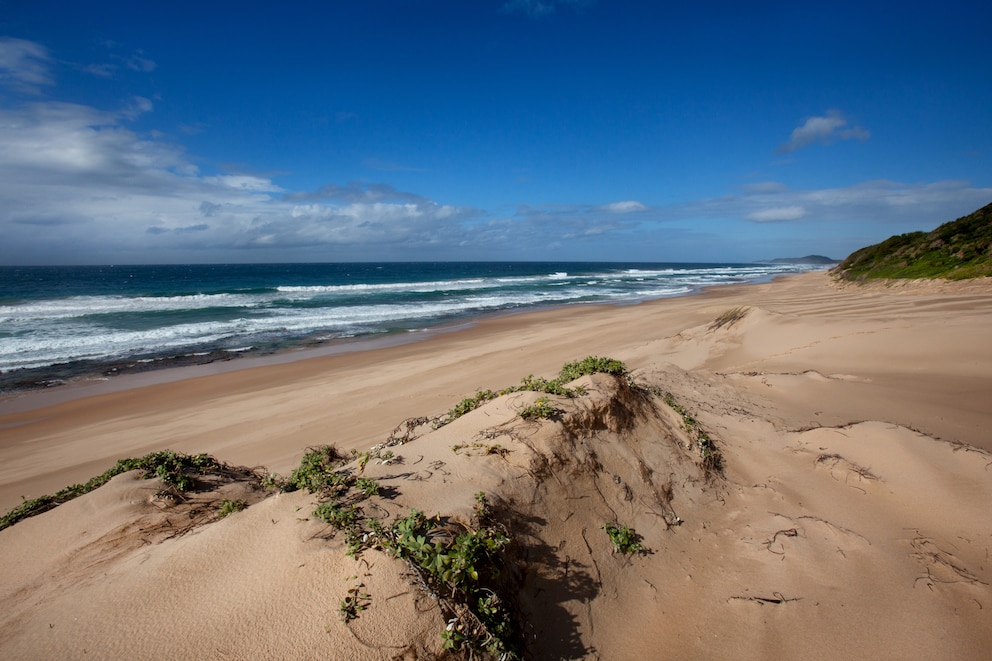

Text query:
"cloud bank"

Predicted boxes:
[[1, 89, 988, 264], [693, 180, 992, 228], [1, 36, 988, 264], [0, 97, 485, 262]]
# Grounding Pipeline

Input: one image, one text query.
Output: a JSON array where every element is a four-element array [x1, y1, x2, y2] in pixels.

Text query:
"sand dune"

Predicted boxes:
[[1, 271, 991, 659]]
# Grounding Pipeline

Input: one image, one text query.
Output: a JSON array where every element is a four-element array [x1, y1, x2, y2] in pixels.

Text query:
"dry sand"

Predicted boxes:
[[1, 271, 991, 659]]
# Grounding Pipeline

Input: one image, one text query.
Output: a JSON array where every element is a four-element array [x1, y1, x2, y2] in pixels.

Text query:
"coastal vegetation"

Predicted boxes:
[[6, 273, 992, 659], [381, 506, 514, 656], [338, 580, 371, 623], [762, 255, 838, 265], [1, 356, 720, 659], [299, 357, 635, 657], [0, 450, 256, 531], [286, 446, 519, 658], [709, 306, 749, 331], [217, 498, 248, 517], [664, 392, 724, 474], [444, 356, 629, 424], [602, 522, 645, 555], [518, 396, 558, 420], [274, 357, 642, 657], [833, 202, 992, 281]]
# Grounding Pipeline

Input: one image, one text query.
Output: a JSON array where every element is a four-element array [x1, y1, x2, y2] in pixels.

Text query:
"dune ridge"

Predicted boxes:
[[1, 271, 991, 659]]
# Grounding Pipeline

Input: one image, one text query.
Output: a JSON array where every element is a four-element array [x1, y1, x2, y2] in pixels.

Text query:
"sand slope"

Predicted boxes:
[[1, 272, 991, 659]]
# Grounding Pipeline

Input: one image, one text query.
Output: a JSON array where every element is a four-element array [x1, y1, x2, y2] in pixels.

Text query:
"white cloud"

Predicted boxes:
[[204, 174, 283, 193], [485, 203, 642, 247], [0, 100, 186, 182], [123, 52, 157, 72], [778, 110, 870, 154], [745, 205, 807, 222], [2, 93, 987, 264], [0, 98, 483, 262], [120, 95, 154, 120], [0, 44, 987, 265], [285, 182, 432, 205], [740, 181, 788, 194], [680, 180, 992, 230], [602, 200, 647, 213], [0, 36, 53, 92], [247, 197, 475, 252]]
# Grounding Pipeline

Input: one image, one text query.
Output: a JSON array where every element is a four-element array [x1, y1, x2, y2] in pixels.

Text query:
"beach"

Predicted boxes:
[[2, 270, 991, 659]]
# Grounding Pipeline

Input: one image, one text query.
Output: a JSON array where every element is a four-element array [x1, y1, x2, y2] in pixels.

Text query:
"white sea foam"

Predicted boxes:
[[0, 290, 589, 372], [0, 263, 823, 375], [276, 277, 496, 294], [0, 292, 260, 323]]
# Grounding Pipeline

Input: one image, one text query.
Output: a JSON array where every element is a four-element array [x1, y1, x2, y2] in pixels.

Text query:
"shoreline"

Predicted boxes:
[[3, 268, 992, 659], [0, 318, 477, 415], [3, 268, 991, 503], [0, 273, 803, 507], [2, 260, 806, 395], [0, 274, 790, 415]]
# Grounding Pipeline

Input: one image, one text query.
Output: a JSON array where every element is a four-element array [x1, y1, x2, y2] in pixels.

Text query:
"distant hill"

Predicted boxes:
[[760, 255, 839, 265], [833, 202, 992, 281]]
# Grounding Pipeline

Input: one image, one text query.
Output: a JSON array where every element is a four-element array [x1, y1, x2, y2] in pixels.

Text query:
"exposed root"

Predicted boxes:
[[729, 592, 802, 605], [762, 528, 799, 556], [814, 453, 880, 486], [911, 536, 988, 589]]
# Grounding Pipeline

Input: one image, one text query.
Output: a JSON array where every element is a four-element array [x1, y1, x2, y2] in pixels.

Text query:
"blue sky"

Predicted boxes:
[[1, 0, 990, 264]]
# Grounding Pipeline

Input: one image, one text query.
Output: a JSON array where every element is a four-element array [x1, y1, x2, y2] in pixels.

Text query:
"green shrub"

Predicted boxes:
[[372, 503, 517, 658], [150, 450, 218, 491], [339, 581, 370, 622], [218, 499, 247, 517], [386, 511, 476, 583], [355, 477, 381, 498], [834, 202, 992, 280], [513, 374, 580, 397], [602, 523, 644, 554], [0, 450, 227, 531], [288, 445, 349, 493], [473, 491, 493, 523], [558, 356, 627, 381], [313, 501, 360, 529], [447, 389, 500, 422], [518, 397, 557, 420], [663, 393, 723, 474], [261, 472, 288, 491], [441, 357, 628, 427]]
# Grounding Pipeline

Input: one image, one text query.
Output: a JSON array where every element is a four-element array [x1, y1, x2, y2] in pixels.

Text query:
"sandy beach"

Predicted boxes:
[[2, 270, 991, 659]]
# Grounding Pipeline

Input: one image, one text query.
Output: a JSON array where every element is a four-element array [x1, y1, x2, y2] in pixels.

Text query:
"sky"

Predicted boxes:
[[1, 0, 990, 265]]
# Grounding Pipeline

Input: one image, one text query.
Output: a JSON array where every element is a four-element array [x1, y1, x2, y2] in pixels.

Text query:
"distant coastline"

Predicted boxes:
[[756, 254, 839, 265]]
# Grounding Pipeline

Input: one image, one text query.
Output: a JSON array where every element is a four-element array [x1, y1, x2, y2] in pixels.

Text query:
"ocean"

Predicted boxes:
[[0, 261, 821, 391]]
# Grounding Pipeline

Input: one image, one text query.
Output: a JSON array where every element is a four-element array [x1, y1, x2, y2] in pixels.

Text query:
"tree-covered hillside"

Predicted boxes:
[[833, 202, 992, 281]]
